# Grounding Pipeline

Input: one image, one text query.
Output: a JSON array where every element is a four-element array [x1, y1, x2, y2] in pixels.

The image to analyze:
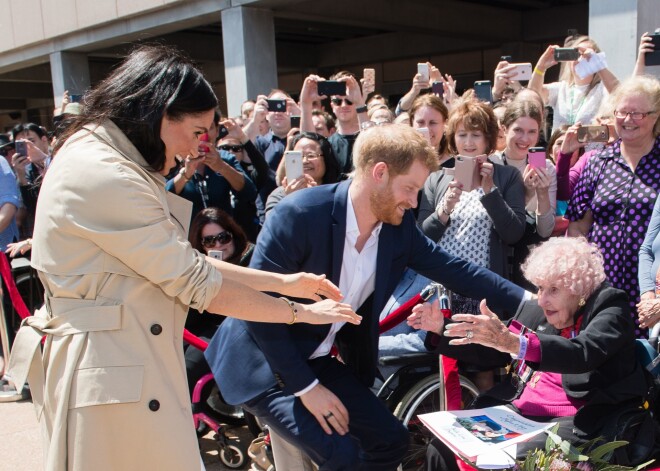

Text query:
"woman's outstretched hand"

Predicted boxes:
[[299, 298, 361, 325], [281, 272, 343, 302]]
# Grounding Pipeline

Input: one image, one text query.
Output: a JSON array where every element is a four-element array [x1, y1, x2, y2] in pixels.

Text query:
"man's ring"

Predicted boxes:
[[465, 330, 474, 340], [324, 412, 334, 419]]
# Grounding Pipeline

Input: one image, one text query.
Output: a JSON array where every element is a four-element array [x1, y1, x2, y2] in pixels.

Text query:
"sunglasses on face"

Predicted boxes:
[[330, 98, 353, 106], [219, 144, 244, 152], [201, 231, 233, 248]]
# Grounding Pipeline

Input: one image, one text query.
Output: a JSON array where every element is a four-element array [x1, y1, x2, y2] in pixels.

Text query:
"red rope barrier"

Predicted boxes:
[[0, 253, 31, 320]]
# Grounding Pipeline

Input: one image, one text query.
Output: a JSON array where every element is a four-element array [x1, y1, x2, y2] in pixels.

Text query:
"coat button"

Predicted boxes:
[[150, 324, 162, 335], [149, 400, 160, 411]]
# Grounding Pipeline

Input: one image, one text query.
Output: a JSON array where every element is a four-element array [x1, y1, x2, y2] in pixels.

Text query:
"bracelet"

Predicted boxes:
[[356, 105, 368, 114], [441, 200, 453, 217], [178, 167, 192, 181], [533, 66, 545, 77], [280, 297, 298, 325]]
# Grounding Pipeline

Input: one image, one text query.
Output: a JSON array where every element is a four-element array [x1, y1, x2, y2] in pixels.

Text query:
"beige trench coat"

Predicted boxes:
[[8, 120, 223, 470]]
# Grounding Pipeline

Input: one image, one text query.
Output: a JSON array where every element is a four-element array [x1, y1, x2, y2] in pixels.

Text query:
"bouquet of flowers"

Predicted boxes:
[[515, 425, 654, 471]]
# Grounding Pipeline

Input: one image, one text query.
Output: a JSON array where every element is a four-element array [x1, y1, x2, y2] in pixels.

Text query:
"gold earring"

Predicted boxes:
[[578, 298, 586, 308]]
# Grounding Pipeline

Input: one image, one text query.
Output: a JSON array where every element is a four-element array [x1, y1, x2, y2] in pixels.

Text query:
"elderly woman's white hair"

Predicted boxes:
[[522, 237, 606, 300]]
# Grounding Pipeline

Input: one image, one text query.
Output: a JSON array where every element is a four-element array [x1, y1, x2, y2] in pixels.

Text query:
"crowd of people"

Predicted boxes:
[[1, 28, 660, 471]]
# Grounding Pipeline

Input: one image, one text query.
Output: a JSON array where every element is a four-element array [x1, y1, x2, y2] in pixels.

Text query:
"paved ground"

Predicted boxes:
[[1, 396, 255, 470]]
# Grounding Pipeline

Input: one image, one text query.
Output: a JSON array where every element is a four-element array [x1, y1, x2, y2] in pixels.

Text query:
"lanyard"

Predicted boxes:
[[567, 86, 587, 125], [193, 173, 209, 209]]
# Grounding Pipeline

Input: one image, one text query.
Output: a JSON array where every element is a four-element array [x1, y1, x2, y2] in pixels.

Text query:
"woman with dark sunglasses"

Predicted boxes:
[[184, 207, 255, 397]]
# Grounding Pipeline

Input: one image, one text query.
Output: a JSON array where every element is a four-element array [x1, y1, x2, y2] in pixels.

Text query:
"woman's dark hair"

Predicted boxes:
[[54, 44, 218, 172], [189, 207, 248, 266], [289, 132, 341, 184]]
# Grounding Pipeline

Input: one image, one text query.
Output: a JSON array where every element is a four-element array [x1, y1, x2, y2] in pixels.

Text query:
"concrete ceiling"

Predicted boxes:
[[0, 0, 588, 120]]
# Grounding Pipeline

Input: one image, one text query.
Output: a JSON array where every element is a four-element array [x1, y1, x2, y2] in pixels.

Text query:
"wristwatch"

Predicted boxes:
[[356, 105, 368, 114]]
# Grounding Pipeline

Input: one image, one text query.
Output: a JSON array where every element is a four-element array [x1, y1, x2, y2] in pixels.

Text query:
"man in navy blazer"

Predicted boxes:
[[206, 123, 526, 470]]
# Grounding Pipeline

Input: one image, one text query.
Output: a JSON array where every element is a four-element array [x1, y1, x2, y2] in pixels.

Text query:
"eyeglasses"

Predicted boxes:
[[330, 98, 353, 106], [201, 231, 233, 248], [613, 110, 656, 121], [219, 145, 244, 152], [302, 152, 322, 160]]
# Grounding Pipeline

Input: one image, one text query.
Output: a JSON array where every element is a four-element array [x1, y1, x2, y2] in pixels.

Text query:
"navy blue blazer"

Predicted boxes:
[[206, 180, 525, 405]]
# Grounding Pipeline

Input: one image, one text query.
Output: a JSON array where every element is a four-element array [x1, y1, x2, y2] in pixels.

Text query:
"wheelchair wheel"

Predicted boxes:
[[393, 373, 479, 471], [219, 440, 246, 469]]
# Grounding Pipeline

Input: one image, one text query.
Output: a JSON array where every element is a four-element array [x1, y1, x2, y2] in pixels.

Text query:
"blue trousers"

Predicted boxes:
[[243, 356, 409, 470]]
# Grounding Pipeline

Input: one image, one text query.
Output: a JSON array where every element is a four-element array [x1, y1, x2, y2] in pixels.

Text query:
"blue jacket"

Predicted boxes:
[[206, 180, 525, 405]]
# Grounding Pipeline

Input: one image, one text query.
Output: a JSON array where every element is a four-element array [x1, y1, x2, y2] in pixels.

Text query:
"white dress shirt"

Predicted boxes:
[[295, 192, 382, 396]]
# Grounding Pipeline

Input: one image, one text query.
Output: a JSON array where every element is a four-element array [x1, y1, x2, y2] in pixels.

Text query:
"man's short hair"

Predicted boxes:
[[312, 110, 336, 130], [329, 71, 355, 81], [12, 122, 47, 141], [352, 124, 438, 178]]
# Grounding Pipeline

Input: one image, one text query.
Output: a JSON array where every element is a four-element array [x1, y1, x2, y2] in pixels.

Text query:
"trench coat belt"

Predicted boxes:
[[7, 299, 122, 417]]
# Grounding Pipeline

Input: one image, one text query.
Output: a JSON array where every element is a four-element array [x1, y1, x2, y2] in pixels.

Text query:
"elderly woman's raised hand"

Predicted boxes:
[[407, 299, 445, 334], [280, 272, 343, 302], [444, 300, 520, 354]]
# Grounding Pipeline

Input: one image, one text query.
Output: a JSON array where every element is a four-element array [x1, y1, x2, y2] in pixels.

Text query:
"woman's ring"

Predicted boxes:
[[465, 330, 474, 341], [324, 412, 334, 419]]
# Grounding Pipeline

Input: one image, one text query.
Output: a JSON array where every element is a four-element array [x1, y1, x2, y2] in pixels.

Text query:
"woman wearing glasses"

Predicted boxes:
[[185, 207, 254, 396], [567, 75, 660, 337], [265, 132, 341, 216]]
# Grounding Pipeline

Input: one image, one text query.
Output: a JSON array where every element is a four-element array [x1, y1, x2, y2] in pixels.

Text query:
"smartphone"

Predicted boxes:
[[416, 127, 431, 143], [363, 68, 376, 95], [290, 115, 301, 128], [454, 155, 478, 192], [474, 81, 493, 104], [266, 98, 287, 112], [646, 33, 660, 67], [14, 140, 27, 156], [576, 125, 609, 143], [500, 55, 512, 62], [417, 63, 430, 83], [527, 147, 546, 170], [217, 124, 229, 139], [208, 250, 223, 261], [284, 150, 304, 181], [431, 81, 444, 98], [509, 63, 533, 81], [317, 80, 346, 97], [69, 94, 83, 103], [554, 47, 580, 62]]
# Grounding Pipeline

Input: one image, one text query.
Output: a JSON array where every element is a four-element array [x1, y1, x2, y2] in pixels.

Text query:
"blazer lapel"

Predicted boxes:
[[330, 181, 350, 286], [373, 224, 393, 318]]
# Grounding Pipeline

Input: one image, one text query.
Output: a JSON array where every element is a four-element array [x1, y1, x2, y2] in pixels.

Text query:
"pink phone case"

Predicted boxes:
[[528, 152, 546, 170]]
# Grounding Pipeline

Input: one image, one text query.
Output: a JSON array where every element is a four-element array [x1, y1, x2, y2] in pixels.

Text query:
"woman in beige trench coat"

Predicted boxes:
[[7, 45, 360, 471]]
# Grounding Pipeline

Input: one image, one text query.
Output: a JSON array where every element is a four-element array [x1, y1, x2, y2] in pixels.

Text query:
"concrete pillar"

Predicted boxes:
[[589, 0, 660, 80], [49, 52, 91, 108], [221, 6, 278, 118]]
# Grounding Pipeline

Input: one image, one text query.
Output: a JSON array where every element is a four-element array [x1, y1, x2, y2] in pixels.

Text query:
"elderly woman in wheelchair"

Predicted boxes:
[[409, 237, 657, 470]]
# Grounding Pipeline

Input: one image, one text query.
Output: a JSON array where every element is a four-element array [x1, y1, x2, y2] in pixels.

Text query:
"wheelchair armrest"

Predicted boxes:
[[379, 352, 436, 367]]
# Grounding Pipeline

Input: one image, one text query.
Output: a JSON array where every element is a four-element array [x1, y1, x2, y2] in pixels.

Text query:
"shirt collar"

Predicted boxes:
[[346, 190, 383, 238]]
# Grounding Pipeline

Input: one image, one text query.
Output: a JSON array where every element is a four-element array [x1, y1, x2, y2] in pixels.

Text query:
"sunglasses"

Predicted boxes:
[[201, 231, 233, 248], [330, 98, 353, 106], [219, 144, 244, 152]]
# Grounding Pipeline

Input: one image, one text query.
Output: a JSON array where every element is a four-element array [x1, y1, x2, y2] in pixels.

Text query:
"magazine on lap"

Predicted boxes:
[[419, 406, 555, 466]]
